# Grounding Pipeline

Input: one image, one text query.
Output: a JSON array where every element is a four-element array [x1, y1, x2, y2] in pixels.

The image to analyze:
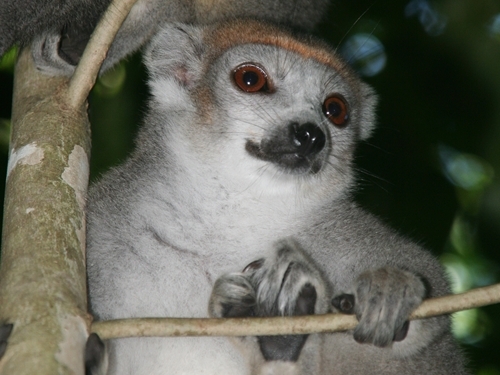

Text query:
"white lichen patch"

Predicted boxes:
[[26, 207, 35, 214], [62, 145, 89, 211], [6, 142, 44, 179], [55, 314, 88, 375]]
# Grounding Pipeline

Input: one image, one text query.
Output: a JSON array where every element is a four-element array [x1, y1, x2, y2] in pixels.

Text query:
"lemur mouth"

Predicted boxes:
[[245, 122, 326, 174]]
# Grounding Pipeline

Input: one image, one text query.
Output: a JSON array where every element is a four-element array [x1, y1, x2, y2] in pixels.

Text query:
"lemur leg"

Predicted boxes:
[[85, 333, 108, 375], [0, 323, 13, 359], [0, 323, 107, 374], [32, 32, 78, 76], [209, 238, 330, 362]]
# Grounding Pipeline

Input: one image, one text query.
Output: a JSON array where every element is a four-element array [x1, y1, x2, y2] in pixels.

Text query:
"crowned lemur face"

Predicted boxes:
[[144, 21, 377, 199]]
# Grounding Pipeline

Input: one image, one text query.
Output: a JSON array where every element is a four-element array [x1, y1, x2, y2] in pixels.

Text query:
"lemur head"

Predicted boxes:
[[142, 20, 377, 199]]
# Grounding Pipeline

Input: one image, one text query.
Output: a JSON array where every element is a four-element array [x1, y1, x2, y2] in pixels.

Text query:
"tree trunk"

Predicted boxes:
[[0, 48, 91, 375]]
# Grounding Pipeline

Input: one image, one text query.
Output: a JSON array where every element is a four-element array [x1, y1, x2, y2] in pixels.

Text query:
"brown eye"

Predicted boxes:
[[233, 64, 269, 93], [323, 95, 349, 127]]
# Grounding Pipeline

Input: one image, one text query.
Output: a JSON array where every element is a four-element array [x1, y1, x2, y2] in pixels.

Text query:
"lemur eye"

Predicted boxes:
[[233, 63, 270, 93], [323, 95, 349, 127]]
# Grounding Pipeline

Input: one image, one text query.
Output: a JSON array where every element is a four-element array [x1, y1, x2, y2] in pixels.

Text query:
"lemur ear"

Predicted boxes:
[[144, 24, 206, 88]]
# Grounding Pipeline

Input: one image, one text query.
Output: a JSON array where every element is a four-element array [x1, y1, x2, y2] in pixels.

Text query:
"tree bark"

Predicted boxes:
[[0, 48, 90, 375], [0, 0, 138, 372]]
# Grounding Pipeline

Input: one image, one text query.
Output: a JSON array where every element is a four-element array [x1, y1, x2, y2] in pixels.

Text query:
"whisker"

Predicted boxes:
[[238, 162, 273, 195], [354, 167, 392, 185], [343, 19, 382, 67], [224, 115, 267, 131], [334, 2, 379, 54], [353, 168, 390, 193]]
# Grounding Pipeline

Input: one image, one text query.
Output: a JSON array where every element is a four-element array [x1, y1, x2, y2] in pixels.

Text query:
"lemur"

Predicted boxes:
[[0, 0, 328, 75], [81, 20, 469, 374]]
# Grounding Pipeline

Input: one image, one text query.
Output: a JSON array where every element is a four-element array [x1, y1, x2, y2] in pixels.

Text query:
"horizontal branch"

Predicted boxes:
[[92, 282, 500, 339]]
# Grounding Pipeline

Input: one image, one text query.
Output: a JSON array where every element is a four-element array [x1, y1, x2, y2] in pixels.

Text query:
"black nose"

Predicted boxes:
[[292, 122, 326, 157]]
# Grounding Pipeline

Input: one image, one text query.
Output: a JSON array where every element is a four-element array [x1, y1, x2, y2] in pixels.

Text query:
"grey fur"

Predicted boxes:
[[0, 0, 329, 75], [86, 21, 469, 374]]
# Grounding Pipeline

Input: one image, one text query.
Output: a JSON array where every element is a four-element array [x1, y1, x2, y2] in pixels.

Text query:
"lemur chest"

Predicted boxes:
[[123, 190, 309, 317], [110, 335, 248, 375], [123, 232, 277, 318]]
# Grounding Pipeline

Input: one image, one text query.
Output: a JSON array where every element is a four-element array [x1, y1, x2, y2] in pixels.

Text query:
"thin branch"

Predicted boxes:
[[67, 0, 138, 109], [92, 282, 500, 339]]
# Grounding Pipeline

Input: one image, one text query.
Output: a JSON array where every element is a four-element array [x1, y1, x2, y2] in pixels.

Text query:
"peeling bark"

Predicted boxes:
[[0, 0, 138, 372], [0, 49, 91, 375]]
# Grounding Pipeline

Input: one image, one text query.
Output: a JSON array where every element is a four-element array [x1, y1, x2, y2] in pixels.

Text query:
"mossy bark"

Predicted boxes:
[[0, 48, 91, 375]]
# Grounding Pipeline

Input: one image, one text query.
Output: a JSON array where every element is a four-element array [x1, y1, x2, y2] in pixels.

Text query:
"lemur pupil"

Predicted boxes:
[[243, 71, 259, 86], [328, 102, 341, 117]]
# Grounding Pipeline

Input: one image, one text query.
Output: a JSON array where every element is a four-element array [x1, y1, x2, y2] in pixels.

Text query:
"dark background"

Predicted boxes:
[[0, 0, 499, 373]]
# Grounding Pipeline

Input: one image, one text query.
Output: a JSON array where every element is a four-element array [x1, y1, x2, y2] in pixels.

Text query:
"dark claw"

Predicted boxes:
[[393, 321, 410, 342], [331, 294, 355, 314], [243, 259, 264, 273], [294, 283, 317, 316], [353, 331, 366, 344], [221, 298, 256, 318], [0, 323, 13, 359]]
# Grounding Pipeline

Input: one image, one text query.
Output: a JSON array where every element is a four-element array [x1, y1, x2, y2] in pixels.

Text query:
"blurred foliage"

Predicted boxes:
[[320, 1, 500, 372], [0, 0, 499, 373], [0, 47, 18, 73]]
